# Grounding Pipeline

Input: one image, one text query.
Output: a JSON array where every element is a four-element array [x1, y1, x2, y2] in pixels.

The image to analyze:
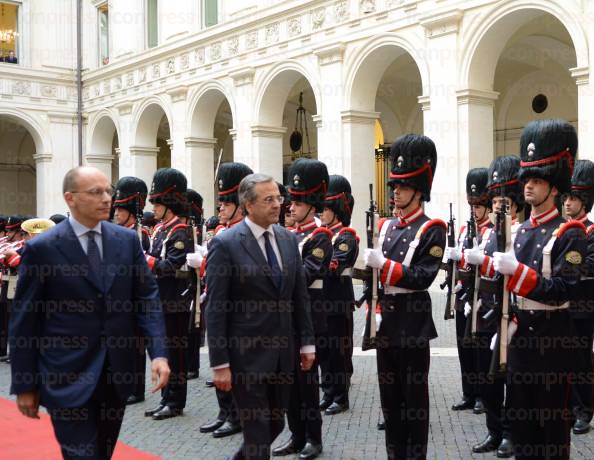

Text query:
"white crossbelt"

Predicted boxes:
[[517, 297, 569, 311], [340, 268, 353, 277], [383, 286, 420, 295], [309, 279, 323, 289]]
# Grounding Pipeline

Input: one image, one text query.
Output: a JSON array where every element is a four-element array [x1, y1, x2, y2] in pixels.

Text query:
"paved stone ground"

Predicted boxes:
[[1, 287, 593, 459]]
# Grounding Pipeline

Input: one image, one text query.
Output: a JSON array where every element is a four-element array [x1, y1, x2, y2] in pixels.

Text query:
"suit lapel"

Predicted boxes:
[[54, 221, 103, 292], [239, 221, 278, 288], [273, 225, 291, 293], [101, 222, 121, 293]]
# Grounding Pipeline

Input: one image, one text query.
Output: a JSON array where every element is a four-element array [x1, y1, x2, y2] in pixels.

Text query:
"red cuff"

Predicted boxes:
[[146, 255, 157, 271], [507, 263, 538, 297], [380, 259, 403, 287], [7, 254, 20, 268], [480, 256, 495, 278], [199, 258, 207, 280]]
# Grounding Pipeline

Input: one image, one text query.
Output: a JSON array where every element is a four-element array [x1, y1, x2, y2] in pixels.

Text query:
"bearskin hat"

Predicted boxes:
[[287, 159, 329, 212], [277, 182, 290, 226], [217, 162, 253, 205], [466, 168, 490, 207], [183, 189, 204, 222], [141, 211, 157, 228], [487, 155, 524, 212], [113, 176, 148, 217], [0, 215, 7, 232], [518, 119, 577, 194], [324, 175, 354, 226], [387, 134, 437, 202], [148, 168, 188, 216], [569, 159, 594, 213], [6, 215, 24, 232], [49, 214, 67, 224]]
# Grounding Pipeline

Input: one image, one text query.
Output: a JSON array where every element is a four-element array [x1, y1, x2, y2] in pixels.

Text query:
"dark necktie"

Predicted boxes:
[[86, 230, 102, 280], [264, 231, 282, 289]]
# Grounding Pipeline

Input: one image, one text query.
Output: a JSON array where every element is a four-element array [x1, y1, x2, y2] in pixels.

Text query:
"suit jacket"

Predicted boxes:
[[9, 220, 167, 409], [205, 220, 315, 377]]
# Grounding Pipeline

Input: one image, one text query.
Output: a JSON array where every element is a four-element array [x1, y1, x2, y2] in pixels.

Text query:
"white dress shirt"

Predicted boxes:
[[69, 216, 103, 257]]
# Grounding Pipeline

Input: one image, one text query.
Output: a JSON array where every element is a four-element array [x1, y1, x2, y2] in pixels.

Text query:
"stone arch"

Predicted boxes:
[[460, 0, 588, 90], [186, 80, 236, 139], [253, 60, 322, 126], [88, 109, 120, 156], [344, 33, 429, 112], [0, 108, 49, 156], [131, 96, 173, 147]]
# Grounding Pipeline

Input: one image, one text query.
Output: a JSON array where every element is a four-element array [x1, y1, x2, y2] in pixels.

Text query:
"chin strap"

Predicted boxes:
[[296, 205, 315, 225], [532, 185, 553, 209]]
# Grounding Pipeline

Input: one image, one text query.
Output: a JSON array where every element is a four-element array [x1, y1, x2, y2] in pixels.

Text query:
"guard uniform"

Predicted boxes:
[[506, 119, 584, 460], [320, 175, 359, 414], [452, 168, 492, 412], [145, 168, 193, 420], [373, 134, 446, 460], [470, 155, 524, 456], [280, 159, 332, 456], [113, 176, 150, 403], [566, 160, 594, 431]]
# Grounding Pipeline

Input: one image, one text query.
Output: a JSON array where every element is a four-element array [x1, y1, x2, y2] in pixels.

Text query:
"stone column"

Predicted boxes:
[[229, 68, 256, 165], [128, 146, 160, 190], [167, 87, 190, 171], [185, 137, 217, 217], [84, 154, 115, 182], [571, 67, 593, 160], [250, 125, 287, 181]]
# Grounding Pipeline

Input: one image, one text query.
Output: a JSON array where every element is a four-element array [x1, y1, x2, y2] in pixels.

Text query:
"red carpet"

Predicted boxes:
[[0, 397, 162, 460]]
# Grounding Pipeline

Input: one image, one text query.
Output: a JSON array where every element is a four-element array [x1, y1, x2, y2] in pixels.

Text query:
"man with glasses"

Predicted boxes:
[[206, 173, 315, 460], [9, 166, 169, 460], [144, 168, 193, 421]]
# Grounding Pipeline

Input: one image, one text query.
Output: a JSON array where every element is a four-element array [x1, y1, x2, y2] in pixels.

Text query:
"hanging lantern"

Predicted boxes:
[[290, 92, 313, 160]]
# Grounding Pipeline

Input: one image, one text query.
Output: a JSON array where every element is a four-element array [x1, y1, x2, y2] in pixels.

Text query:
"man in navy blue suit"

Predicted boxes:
[[9, 166, 170, 460]]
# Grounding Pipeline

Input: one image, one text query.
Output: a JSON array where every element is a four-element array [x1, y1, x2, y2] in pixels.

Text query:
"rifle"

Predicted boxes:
[[462, 206, 478, 342], [486, 203, 512, 377], [440, 203, 457, 320], [187, 215, 203, 332], [361, 184, 380, 351]]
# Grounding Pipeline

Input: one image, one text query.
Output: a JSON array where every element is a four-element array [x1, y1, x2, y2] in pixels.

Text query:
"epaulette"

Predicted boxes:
[[338, 227, 357, 237], [555, 220, 586, 238], [311, 227, 333, 239], [377, 217, 389, 233], [169, 223, 189, 235], [415, 219, 447, 239]]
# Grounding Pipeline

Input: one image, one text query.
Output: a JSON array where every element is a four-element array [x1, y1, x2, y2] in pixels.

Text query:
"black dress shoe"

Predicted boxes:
[[272, 438, 304, 456], [472, 434, 501, 453], [452, 398, 474, 411], [213, 420, 242, 438], [187, 371, 199, 380], [200, 418, 225, 433], [144, 404, 164, 417], [473, 399, 486, 414], [573, 418, 591, 435], [496, 438, 514, 458], [205, 379, 215, 388], [299, 442, 322, 460], [319, 398, 332, 411], [152, 405, 183, 420], [377, 421, 385, 430], [126, 395, 145, 405], [0, 355, 9, 363], [325, 402, 349, 415]]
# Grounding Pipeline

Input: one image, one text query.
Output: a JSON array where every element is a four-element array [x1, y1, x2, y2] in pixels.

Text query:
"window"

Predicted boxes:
[[204, 0, 217, 28], [146, 0, 158, 48], [98, 3, 109, 66], [0, 2, 19, 64]]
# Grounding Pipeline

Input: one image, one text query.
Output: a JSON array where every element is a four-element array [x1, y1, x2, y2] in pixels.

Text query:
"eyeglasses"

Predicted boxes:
[[70, 187, 114, 197], [260, 195, 285, 205]]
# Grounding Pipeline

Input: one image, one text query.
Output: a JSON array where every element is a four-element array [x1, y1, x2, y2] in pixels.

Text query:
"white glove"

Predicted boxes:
[[195, 243, 208, 258], [490, 333, 498, 351], [186, 252, 203, 268], [364, 248, 387, 270], [507, 320, 518, 345], [464, 246, 485, 266], [199, 292, 207, 304], [444, 246, 462, 261], [493, 250, 519, 276], [464, 302, 472, 317], [454, 281, 463, 294]]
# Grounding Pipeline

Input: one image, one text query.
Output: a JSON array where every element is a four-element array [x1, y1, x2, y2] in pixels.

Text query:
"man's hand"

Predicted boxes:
[[300, 352, 315, 371], [16, 390, 40, 419], [213, 367, 232, 392], [151, 358, 170, 393]]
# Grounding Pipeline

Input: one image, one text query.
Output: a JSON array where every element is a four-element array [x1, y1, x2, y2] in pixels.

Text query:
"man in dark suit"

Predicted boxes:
[[9, 166, 170, 460], [206, 173, 315, 460]]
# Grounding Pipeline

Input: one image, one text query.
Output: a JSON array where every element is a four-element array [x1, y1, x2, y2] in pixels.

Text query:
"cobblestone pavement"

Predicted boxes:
[[1, 288, 593, 459]]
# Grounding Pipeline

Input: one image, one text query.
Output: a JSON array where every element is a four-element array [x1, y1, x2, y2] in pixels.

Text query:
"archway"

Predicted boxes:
[[88, 114, 119, 184]]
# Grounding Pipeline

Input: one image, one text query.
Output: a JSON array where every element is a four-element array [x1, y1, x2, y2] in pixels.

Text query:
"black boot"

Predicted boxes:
[[496, 438, 514, 458], [272, 438, 304, 456], [472, 434, 501, 453], [451, 397, 474, 411]]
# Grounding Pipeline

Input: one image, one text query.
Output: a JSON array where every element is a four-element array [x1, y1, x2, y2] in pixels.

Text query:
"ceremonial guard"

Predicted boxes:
[[363, 134, 446, 460], [182, 188, 204, 381], [492, 119, 584, 460], [464, 155, 523, 457], [112, 176, 150, 405], [563, 159, 594, 435], [319, 174, 358, 416], [196, 162, 253, 439], [144, 168, 193, 420], [447, 168, 492, 415], [273, 158, 332, 460]]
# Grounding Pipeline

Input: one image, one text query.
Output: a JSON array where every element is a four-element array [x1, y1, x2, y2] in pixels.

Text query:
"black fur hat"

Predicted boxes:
[[0, 215, 6, 232], [487, 155, 524, 212], [141, 211, 157, 228], [205, 215, 220, 231], [287, 159, 329, 212], [518, 119, 577, 194], [277, 182, 290, 226], [387, 134, 437, 202], [49, 214, 67, 224], [217, 162, 253, 205], [113, 176, 147, 217], [466, 168, 490, 207], [6, 215, 24, 231], [183, 188, 204, 221], [148, 168, 188, 216], [569, 159, 594, 213], [324, 175, 354, 226]]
